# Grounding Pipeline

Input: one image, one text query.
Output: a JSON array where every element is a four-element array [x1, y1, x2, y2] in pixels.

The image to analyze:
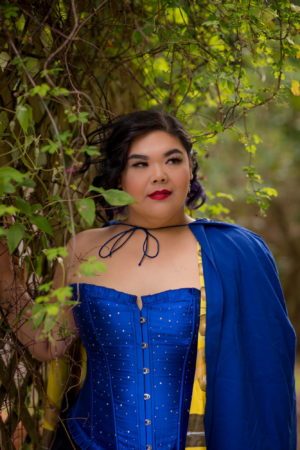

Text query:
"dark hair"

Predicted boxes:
[[86, 110, 205, 221]]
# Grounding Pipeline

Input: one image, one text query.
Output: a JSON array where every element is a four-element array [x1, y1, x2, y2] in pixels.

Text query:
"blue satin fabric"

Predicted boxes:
[[67, 284, 200, 450]]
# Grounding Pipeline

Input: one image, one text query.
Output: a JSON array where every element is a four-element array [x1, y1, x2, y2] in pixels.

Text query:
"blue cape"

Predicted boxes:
[[189, 219, 297, 449]]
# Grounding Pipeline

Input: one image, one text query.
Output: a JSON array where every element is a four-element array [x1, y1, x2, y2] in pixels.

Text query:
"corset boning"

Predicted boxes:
[[67, 283, 200, 450]]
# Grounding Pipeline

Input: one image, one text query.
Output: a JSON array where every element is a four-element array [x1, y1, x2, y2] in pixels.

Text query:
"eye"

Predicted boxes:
[[166, 157, 182, 164], [131, 161, 148, 168]]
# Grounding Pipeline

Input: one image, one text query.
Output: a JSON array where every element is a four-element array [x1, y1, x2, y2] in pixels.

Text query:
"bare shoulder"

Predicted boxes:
[[62, 225, 120, 282], [66, 226, 117, 257]]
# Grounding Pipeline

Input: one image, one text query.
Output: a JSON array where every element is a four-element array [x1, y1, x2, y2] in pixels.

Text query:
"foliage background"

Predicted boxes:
[[0, 0, 299, 447]]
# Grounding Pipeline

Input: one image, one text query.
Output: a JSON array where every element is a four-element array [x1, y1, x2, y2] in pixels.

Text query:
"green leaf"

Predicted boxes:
[[7, 224, 25, 253], [41, 140, 60, 154], [41, 67, 64, 78], [243, 166, 262, 184], [0, 167, 25, 183], [66, 111, 89, 124], [43, 246, 68, 261], [201, 202, 230, 217], [1, 5, 19, 19], [0, 167, 34, 195], [153, 57, 169, 73], [24, 135, 35, 149], [244, 144, 257, 155], [78, 256, 106, 277], [0, 52, 10, 71], [143, 23, 154, 36], [16, 14, 25, 32], [89, 186, 136, 206], [40, 25, 53, 50], [15, 197, 32, 215], [101, 189, 136, 206], [24, 57, 40, 77], [28, 83, 51, 97], [65, 148, 74, 155], [51, 87, 70, 96], [21, 178, 36, 188], [51, 286, 73, 302], [0, 227, 7, 236], [165, 7, 188, 24], [80, 145, 99, 156], [35, 295, 49, 304], [38, 281, 53, 293], [43, 315, 57, 333], [257, 187, 278, 198], [0, 205, 19, 216], [16, 104, 33, 133], [0, 179, 15, 195], [0, 167, 23, 195], [45, 303, 59, 316], [33, 254, 43, 277], [31, 215, 53, 236], [31, 203, 42, 213], [59, 131, 72, 143], [78, 112, 89, 123], [216, 192, 234, 201], [31, 304, 46, 329], [76, 198, 95, 226], [132, 30, 143, 45]]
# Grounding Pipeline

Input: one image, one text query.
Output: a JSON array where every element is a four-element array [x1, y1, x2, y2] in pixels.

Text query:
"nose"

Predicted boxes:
[[151, 164, 168, 183]]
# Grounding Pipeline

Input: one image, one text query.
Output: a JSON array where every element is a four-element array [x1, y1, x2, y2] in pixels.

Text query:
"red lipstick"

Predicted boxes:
[[148, 189, 172, 200]]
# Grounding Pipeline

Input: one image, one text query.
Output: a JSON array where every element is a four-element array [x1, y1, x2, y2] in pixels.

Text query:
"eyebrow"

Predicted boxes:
[[127, 148, 184, 160]]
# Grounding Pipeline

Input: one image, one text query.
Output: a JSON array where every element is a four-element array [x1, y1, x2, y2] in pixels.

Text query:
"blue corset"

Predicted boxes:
[[67, 284, 200, 450]]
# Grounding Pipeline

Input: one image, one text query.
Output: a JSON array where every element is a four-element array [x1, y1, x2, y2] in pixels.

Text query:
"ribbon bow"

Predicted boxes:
[[99, 224, 160, 266]]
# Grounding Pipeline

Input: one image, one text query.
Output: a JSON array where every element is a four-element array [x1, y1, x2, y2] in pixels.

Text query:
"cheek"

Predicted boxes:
[[121, 170, 143, 196], [176, 167, 191, 188], [120, 169, 130, 189]]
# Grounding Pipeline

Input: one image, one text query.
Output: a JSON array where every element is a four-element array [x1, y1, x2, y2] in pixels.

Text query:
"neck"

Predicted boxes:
[[123, 212, 193, 229], [100, 213, 194, 266]]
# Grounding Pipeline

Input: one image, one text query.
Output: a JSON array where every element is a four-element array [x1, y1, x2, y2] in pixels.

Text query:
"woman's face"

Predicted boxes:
[[120, 130, 192, 226]]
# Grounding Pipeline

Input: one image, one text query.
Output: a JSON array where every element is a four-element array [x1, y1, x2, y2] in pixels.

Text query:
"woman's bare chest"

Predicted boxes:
[[69, 227, 200, 298]]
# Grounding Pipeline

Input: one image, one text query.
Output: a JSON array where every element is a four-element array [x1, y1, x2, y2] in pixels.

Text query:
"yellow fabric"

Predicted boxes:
[[43, 356, 69, 431], [185, 242, 207, 449], [79, 342, 87, 389], [43, 345, 87, 432], [43, 242, 207, 447]]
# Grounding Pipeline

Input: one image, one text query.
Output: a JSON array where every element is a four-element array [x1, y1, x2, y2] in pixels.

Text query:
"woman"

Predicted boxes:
[[0, 110, 296, 449]]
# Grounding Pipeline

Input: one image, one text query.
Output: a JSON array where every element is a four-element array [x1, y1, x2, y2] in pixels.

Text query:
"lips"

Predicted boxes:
[[148, 189, 172, 200]]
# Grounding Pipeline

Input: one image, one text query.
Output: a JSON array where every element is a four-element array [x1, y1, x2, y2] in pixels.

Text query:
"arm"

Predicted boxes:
[[0, 240, 78, 362]]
